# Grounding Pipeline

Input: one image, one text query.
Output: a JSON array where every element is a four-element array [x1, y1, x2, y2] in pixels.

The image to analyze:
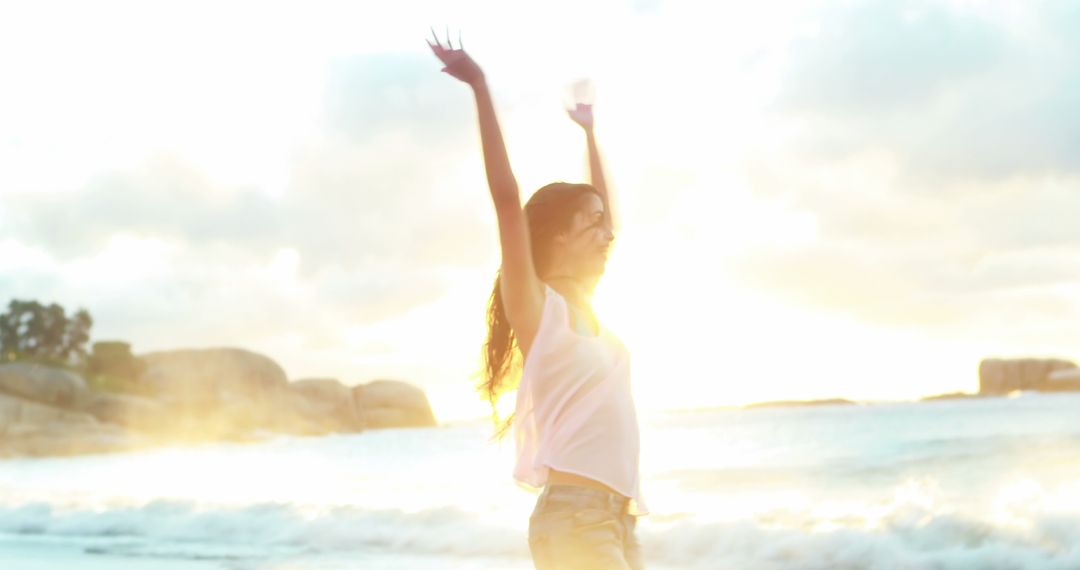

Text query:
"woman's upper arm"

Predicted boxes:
[[493, 198, 545, 353]]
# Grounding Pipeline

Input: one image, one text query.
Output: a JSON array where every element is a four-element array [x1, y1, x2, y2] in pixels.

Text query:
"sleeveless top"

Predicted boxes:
[[511, 283, 649, 516]]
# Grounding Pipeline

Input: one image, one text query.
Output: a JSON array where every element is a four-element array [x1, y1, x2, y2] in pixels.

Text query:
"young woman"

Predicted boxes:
[[428, 31, 647, 570]]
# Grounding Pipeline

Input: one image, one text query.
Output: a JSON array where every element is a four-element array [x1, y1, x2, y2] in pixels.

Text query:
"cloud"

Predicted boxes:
[[733, 236, 1080, 328], [0, 50, 500, 370], [321, 52, 475, 144], [3, 157, 285, 259], [722, 0, 1080, 342], [736, 153, 1080, 332], [6, 0, 1079, 405], [774, 0, 1080, 180]]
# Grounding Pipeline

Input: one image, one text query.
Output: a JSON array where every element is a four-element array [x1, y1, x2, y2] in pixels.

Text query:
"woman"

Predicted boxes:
[[428, 31, 647, 570]]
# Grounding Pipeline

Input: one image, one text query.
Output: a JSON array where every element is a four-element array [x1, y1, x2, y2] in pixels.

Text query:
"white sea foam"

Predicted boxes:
[[1, 492, 1079, 569]]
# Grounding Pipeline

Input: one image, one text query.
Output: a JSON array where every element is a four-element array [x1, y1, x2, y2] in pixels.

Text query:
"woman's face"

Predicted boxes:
[[559, 193, 614, 277]]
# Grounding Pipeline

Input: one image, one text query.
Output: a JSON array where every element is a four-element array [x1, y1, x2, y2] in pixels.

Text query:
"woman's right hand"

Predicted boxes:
[[427, 28, 485, 87]]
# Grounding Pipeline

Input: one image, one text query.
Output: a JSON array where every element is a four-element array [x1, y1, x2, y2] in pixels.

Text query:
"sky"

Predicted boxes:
[[2, 0, 1079, 422]]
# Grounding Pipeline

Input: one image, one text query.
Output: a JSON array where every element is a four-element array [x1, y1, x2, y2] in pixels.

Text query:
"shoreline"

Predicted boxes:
[[4, 391, 1078, 460], [659, 389, 1077, 414]]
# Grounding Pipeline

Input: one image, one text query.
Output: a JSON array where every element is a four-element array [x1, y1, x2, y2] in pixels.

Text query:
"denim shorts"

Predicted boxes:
[[528, 483, 645, 570]]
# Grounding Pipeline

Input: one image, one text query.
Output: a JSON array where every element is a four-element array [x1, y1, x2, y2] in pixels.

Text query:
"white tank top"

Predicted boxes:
[[511, 283, 648, 516]]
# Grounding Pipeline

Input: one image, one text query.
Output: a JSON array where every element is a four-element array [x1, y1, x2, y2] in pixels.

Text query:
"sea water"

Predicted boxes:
[[1, 392, 1079, 569]]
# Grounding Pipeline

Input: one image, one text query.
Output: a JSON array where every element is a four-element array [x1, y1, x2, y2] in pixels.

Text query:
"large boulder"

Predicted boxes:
[[0, 391, 96, 430], [134, 347, 291, 439], [80, 392, 170, 432], [287, 378, 362, 433], [981, 359, 1003, 393], [979, 358, 1079, 394], [138, 347, 289, 407], [1049, 359, 1078, 374], [0, 362, 93, 409], [353, 380, 437, 428], [229, 383, 353, 437], [0, 392, 146, 457], [1047, 368, 1080, 391]]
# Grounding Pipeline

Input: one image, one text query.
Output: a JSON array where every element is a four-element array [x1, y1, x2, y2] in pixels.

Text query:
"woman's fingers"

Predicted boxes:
[[426, 40, 449, 64], [428, 26, 468, 60], [428, 27, 478, 83]]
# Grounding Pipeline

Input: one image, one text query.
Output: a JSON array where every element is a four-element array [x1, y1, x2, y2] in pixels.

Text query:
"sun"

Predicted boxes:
[[588, 221, 983, 414]]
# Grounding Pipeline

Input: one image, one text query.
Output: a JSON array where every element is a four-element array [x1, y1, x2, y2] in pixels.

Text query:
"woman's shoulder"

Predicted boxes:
[[533, 283, 567, 333]]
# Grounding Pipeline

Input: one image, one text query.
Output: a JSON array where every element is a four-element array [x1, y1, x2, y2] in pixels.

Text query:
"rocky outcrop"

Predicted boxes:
[[140, 347, 289, 405], [353, 379, 437, 428], [0, 392, 147, 457], [920, 392, 986, 402], [0, 362, 94, 409], [743, 398, 856, 410], [286, 378, 363, 433], [979, 358, 1079, 394], [81, 392, 170, 432], [135, 347, 291, 438], [0, 347, 439, 457], [1047, 368, 1080, 390]]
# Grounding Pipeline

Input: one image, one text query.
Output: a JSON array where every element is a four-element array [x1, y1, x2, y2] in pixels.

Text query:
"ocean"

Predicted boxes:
[[2, 392, 1079, 569]]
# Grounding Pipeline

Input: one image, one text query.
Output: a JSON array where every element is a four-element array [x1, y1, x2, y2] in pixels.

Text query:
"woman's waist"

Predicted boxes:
[[539, 475, 632, 514], [546, 468, 623, 495]]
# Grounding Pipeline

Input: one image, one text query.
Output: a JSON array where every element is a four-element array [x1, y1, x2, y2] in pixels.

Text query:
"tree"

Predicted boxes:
[[0, 299, 93, 367], [87, 340, 148, 394]]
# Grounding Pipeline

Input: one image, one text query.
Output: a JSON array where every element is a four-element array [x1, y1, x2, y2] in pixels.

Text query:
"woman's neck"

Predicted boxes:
[[542, 275, 592, 308]]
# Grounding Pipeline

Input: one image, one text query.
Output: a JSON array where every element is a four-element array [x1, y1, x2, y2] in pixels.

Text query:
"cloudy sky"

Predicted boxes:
[[2, 0, 1078, 421]]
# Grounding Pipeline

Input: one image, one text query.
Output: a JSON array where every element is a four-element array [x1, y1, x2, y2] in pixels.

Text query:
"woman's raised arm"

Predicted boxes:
[[567, 81, 619, 234], [427, 31, 544, 351]]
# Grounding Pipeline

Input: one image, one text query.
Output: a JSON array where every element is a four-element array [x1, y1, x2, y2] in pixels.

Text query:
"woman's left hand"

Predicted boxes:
[[427, 27, 485, 87], [566, 79, 595, 130], [567, 103, 594, 129]]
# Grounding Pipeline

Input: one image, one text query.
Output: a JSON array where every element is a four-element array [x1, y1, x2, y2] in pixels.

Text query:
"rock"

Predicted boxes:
[[0, 362, 93, 409], [1047, 368, 1080, 391], [80, 392, 169, 432], [743, 398, 856, 410], [353, 380, 437, 428], [1049, 359, 1076, 373], [1002, 359, 1021, 391], [288, 378, 362, 432], [979, 357, 1079, 394], [0, 349, 440, 454], [1050, 368, 1080, 382], [235, 385, 340, 436], [978, 359, 1006, 394], [0, 391, 96, 430], [138, 347, 288, 406], [134, 347, 291, 438], [362, 408, 426, 428], [1019, 358, 1048, 389], [0, 392, 146, 457], [920, 392, 985, 402]]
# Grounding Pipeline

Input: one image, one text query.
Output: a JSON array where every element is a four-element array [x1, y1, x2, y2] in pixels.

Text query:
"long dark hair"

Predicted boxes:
[[478, 182, 601, 441]]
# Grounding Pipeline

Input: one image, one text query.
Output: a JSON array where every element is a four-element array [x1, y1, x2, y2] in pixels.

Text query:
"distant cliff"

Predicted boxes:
[[979, 358, 1080, 394]]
